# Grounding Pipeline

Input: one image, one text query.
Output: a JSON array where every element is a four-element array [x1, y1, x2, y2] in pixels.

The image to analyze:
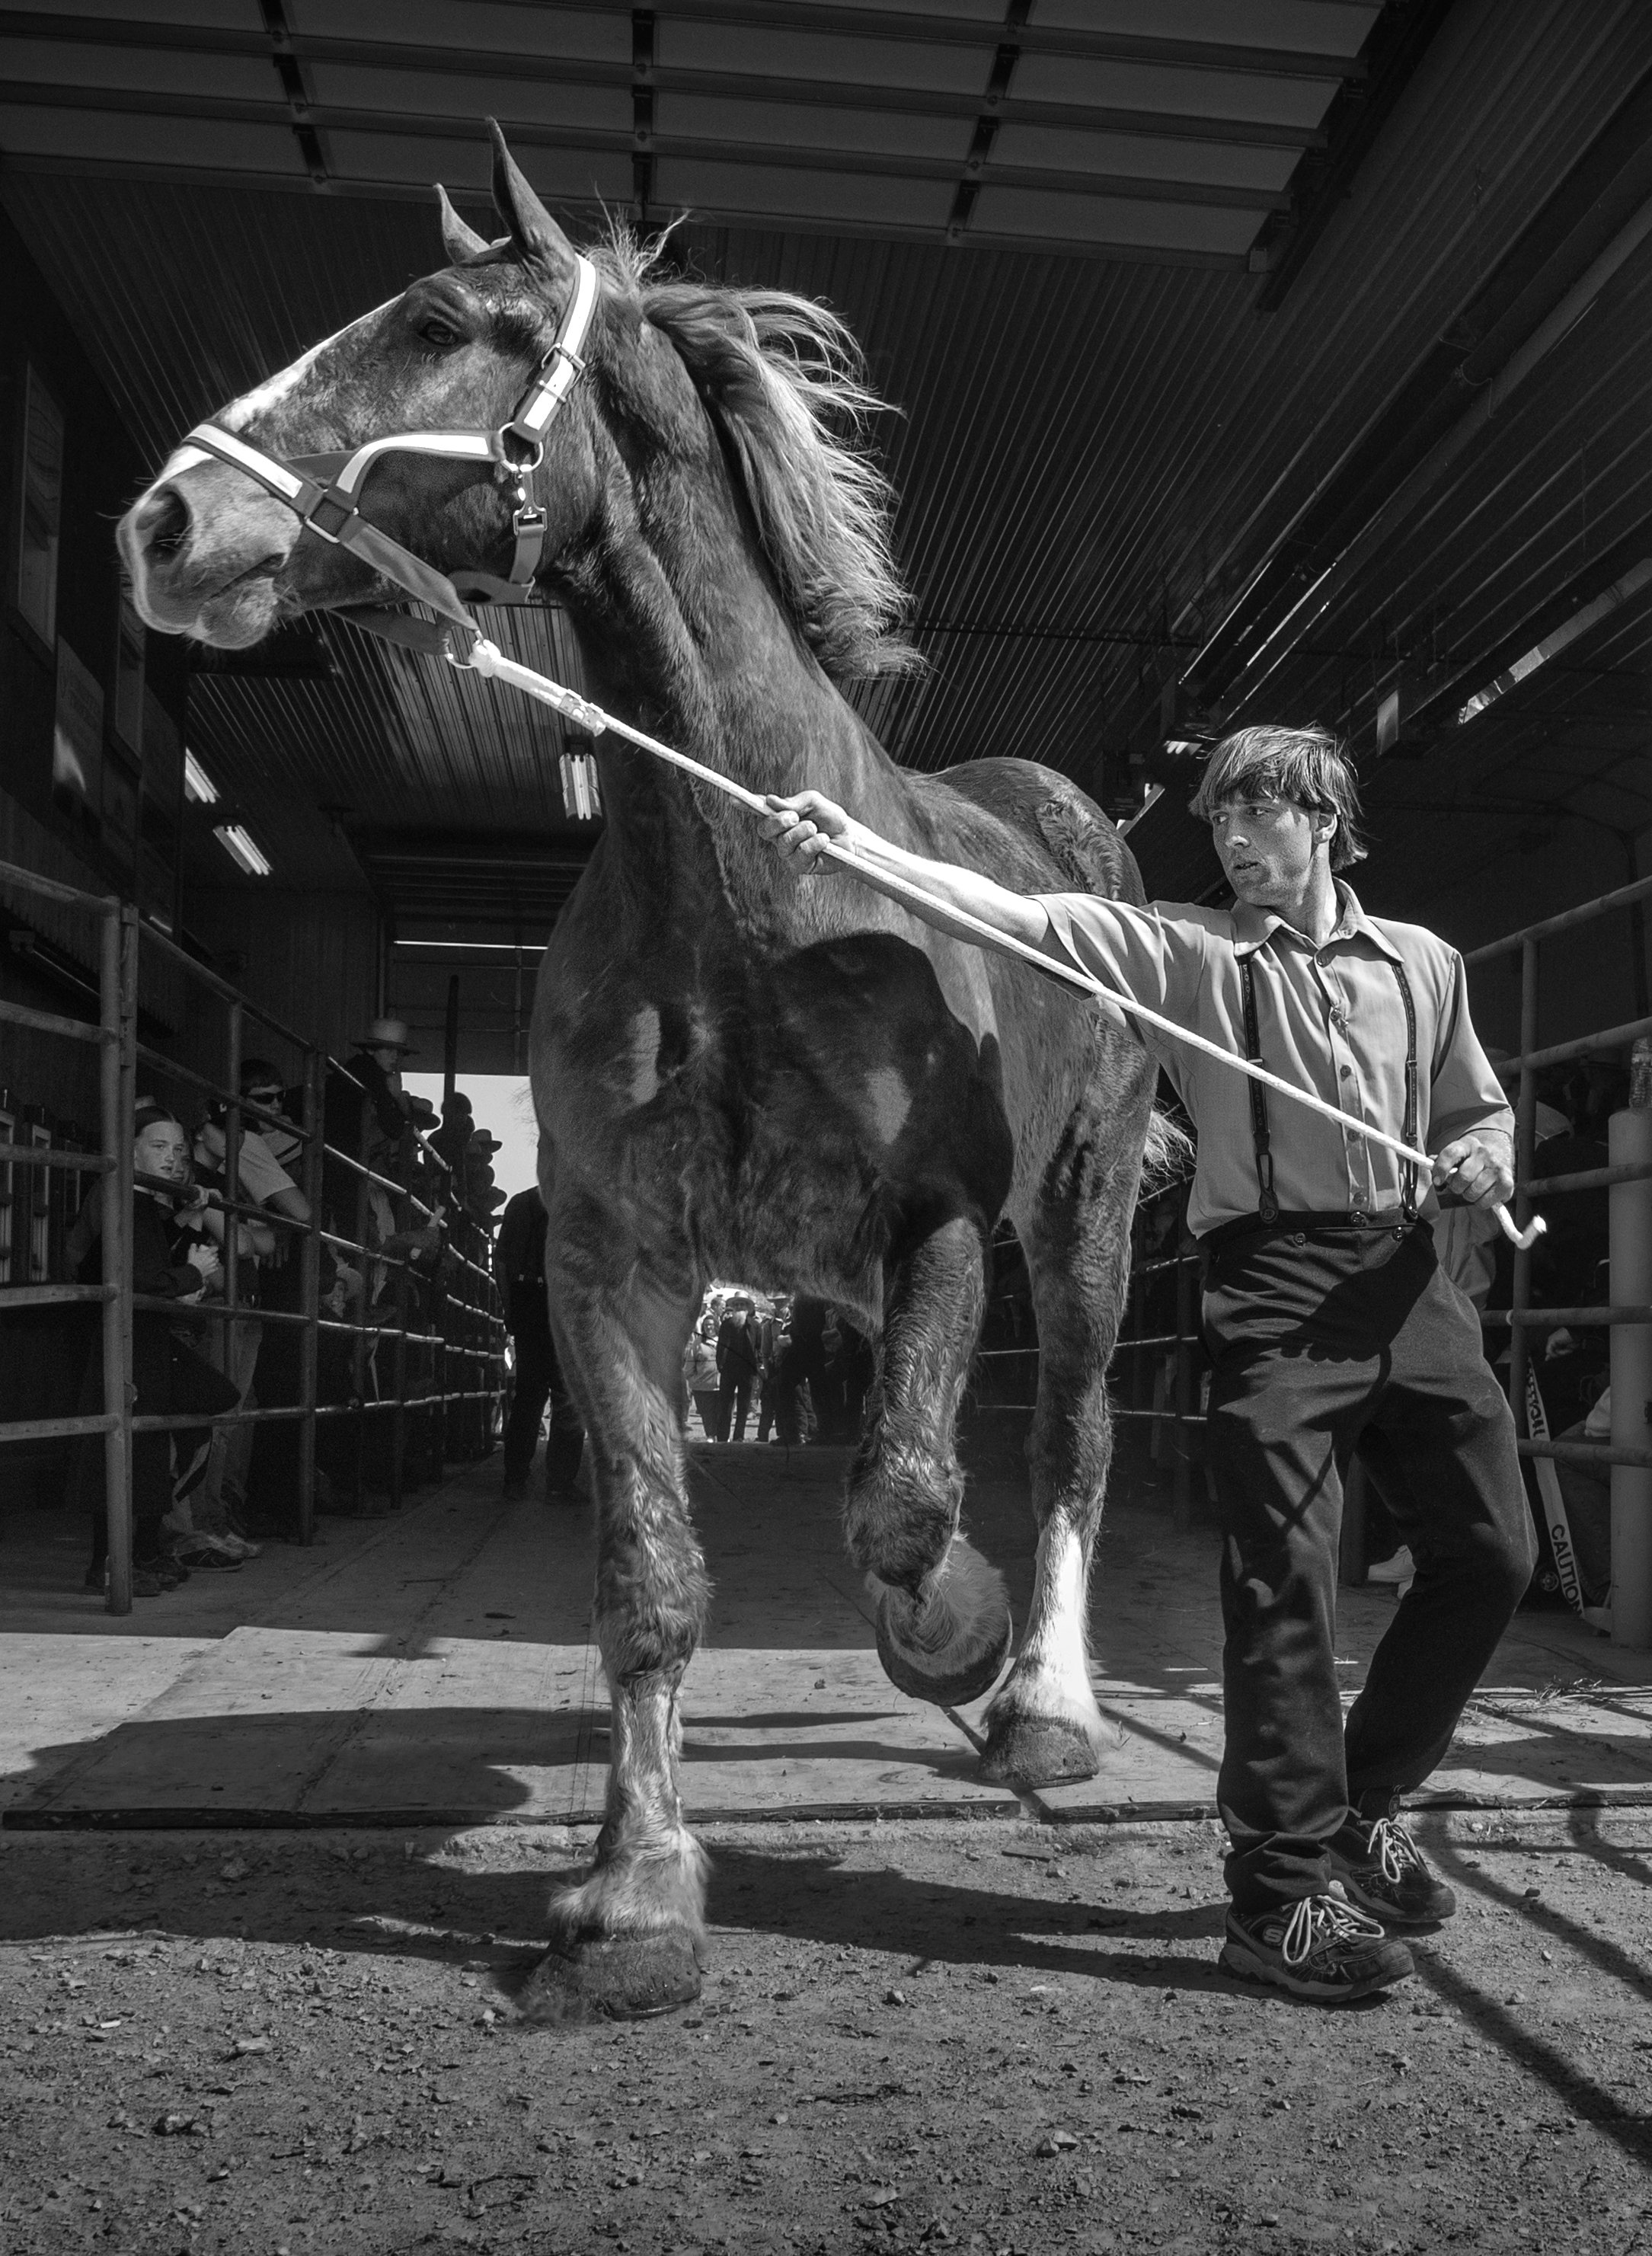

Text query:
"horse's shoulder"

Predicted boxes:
[[917, 759, 1144, 906]]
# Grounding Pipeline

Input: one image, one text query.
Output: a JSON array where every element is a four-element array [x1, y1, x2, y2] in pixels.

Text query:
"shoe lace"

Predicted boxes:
[[1366, 1817, 1426, 1884], [1280, 1893, 1386, 1969]]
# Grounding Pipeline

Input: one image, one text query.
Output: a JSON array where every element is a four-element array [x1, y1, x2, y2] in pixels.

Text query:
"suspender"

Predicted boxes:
[[1392, 960, 1420, 1224], [1239, 959, 1280, 1224], [1239, 953, 1420, 1225]]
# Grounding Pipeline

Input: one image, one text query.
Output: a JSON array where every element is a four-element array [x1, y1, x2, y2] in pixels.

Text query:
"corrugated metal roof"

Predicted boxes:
[[2, 0, 1648, 936], [1, 0, 1373, 258]]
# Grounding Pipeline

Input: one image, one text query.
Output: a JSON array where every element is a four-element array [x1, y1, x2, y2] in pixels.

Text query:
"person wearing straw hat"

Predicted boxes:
[[763, 724, 1534, 2007]]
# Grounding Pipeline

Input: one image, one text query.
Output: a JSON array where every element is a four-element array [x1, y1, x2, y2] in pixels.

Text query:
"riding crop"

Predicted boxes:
[[456, 634, 1545, 1253]]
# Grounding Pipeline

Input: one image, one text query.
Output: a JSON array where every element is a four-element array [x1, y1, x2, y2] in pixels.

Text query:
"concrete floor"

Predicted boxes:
[[2, 1427, 1649, 1831]]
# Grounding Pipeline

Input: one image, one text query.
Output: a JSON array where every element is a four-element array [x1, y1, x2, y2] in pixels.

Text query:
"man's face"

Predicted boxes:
[[1209, 791, 1330, 910], [136, 1120, 190, 1184], [369, 1044, 402, 1076]]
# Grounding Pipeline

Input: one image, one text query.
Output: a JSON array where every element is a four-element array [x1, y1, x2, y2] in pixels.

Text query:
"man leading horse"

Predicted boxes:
[[765, 722, 1534, 2006]]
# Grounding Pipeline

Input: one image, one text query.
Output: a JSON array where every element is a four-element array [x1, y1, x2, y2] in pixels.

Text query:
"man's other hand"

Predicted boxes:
[[1432, 1131, 1513, 1209], [762, 790, 854, 874]]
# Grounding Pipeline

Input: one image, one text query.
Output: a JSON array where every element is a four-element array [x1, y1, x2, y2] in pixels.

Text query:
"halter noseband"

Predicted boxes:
[[157, 254, 601, 655]]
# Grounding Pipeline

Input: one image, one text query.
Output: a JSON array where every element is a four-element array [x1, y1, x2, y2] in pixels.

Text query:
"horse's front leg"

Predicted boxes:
[[849, 1213, 1014, 1709], [978, 1138, 1140, 1785], [519, 1200, 710, 2022]]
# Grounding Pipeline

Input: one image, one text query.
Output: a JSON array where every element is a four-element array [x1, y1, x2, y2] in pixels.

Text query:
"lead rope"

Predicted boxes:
[[449, 633, 1543, 1254]]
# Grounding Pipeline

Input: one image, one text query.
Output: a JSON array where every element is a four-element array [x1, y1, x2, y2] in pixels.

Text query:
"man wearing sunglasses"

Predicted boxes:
[[762, 724, 1532, 2006]]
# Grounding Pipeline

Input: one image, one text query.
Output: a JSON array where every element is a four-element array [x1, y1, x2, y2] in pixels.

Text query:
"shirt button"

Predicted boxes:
[[1340, 1064, 1353, 1079]]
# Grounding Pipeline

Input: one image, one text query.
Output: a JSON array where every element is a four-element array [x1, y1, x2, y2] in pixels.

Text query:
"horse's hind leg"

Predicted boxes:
[[849, 1213, 1014, 1709], [979, 1119, 1142, 1785], [518, 1199, 710, 2023]]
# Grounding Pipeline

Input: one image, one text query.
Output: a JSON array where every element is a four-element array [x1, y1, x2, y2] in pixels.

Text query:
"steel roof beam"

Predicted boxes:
[[0, 151, 1251, 264], [4, 3, 1363, 81], [0, 83, 1289, 213], [0, 15, 1331, 149]]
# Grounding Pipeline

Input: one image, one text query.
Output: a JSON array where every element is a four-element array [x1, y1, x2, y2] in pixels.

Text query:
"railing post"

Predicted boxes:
[[296, 1047, 322, 1545], [1507, 935, 1540, 1445], [1609, 1045, 1652, 1648], [100, 903, 138, 1617]]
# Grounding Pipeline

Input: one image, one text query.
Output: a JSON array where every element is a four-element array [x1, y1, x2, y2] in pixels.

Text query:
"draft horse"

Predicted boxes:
[[121, 128, 1164, 2021]]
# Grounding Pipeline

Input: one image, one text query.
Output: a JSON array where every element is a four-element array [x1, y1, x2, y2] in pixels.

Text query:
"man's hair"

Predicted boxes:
[[1188, 724, 1367, 871], [240, 1056, 283, 1092]]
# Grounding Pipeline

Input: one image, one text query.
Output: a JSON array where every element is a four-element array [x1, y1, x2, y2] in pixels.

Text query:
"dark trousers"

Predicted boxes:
[[717, 1370, 754, 1443], [504, 1309, 584, 1491], [80, 1320, 241, 1569], [1202, 1218, 1534, 1913]]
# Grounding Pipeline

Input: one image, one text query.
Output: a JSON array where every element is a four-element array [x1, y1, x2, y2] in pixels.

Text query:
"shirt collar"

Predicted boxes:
[[1230, 883, 1401, 963]]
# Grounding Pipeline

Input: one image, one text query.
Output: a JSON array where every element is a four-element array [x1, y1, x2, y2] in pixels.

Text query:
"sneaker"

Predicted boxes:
[[1221, 1893, 1414, 2003], [180, 1548, 243, 1573], [130, 1568, 167, 1598], [1364, 1546, 1414, 1586], [1328, 1810, 1455, 1925]]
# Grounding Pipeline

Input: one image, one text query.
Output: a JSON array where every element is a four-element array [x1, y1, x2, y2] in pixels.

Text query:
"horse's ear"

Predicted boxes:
[[436, 184, 493, 265], [487, 119, 577, 283]]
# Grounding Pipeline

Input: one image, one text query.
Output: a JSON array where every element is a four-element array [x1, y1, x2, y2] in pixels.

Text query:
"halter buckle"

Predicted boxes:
[[300, 490, 355, 545]]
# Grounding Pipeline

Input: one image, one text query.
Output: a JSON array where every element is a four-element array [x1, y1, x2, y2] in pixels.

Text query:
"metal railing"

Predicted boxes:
[[0, 856, 508, 1615]]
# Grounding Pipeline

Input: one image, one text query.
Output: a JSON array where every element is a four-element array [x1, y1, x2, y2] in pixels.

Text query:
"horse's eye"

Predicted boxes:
[[420, 319, 462, 349]]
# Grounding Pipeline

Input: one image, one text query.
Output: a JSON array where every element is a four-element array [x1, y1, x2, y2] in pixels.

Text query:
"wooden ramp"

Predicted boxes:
[[5, 1436, 1650, 1828]]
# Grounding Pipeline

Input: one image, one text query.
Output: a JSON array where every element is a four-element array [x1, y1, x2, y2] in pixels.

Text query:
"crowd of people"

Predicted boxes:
[[69, 1016, 508, 1599], [682, 1289, 874, 1448]]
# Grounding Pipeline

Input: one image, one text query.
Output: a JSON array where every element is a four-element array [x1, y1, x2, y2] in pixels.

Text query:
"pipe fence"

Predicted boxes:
[[0, 858, 508, 1615]]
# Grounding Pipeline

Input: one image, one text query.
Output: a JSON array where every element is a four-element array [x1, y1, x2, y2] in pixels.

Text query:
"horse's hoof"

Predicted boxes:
[[516, 1929, 704, 2024], [874, 1537, 1013, 1708], [977, 1711, 1102, 1788], [876, 1588, 1012, 1708]]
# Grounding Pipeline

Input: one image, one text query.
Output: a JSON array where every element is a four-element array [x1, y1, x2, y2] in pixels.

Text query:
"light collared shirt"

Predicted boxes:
[[194, 1123, 298, 1209], [1034, 883, 1513, 1238]]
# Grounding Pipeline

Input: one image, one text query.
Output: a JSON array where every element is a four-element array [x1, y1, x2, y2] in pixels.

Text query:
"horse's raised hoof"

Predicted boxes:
[[873, 1534, 1013, 1708], [976, 1710, 1107, 1788], [516, 1930, 704, 2024]]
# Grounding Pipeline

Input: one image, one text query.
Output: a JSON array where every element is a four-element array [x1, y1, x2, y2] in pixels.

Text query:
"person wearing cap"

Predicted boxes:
[[349, 1017, 418, 1152], [762, 723, 1534, 2007]]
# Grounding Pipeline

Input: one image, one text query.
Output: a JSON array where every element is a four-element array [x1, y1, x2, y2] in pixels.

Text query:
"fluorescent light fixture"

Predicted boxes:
[[184, 748, 219, 804], [394, 939, 547, 954], [560, 753, 602, 823], [213, 823, 272, 877]]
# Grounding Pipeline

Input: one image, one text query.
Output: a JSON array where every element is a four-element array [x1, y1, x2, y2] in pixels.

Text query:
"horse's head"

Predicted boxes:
[[119, 125, 606, 648], [122, 124, 911, 682]]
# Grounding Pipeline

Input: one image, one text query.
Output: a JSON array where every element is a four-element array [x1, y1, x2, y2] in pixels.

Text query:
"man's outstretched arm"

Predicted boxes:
[[761, 789, 1050, 957]]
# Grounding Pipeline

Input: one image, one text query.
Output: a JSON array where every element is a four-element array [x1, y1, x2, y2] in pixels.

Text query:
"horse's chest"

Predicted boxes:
[[543, 936, 1013, 1229]]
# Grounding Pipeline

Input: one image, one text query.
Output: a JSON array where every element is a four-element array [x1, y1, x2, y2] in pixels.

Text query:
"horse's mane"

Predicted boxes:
[[601, 231, 919, 682]]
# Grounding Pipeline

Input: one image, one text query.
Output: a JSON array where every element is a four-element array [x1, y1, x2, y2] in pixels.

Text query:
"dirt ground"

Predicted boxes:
[[2, 1810, 1650, 2256]]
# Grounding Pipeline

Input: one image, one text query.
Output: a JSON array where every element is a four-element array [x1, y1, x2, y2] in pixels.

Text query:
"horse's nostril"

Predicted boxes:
[[137, 485, 191, 559]]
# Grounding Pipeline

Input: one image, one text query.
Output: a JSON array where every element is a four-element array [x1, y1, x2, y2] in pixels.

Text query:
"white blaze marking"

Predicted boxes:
[[218, 298, 396, 434], [142, 297, 398, 499]]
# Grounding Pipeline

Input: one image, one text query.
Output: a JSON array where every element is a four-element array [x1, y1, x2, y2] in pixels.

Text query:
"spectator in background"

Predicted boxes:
[[183, 1058, 312, 1561], [685, 1312, 721, 1441], [715, 1296, 762, 1443], [66, 1104, 240, 1596], [348, 1018, 417, 1159], [494, 1185, 584, 1500]]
